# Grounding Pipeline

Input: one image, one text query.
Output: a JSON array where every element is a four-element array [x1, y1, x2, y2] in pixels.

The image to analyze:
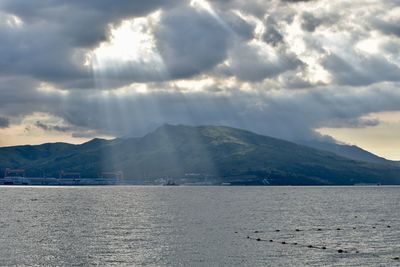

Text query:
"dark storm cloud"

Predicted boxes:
[[23, 82, 397, 141], [0, 0, 182, 86], [322, 53, 400, 86], [35, 121, 73, 133], [227, 43, 303, 82], [0, 0, 398, 89], [371, 18, 400, 37], [0, 77, 45, 116], [154, 6, 232, 79], [322, 118, 380, 129], [381, 40, 400, 55], [301, 12, 324, 32], [1, 80, 400, 144], [263, 25, 284, 46], [263, 17, 284, 46], [0, 0, 255, 87], [0, 117, 9, 128], [301, 11, 339, 32], [89, 6, 254, 85], [1, 0, 181, 47]]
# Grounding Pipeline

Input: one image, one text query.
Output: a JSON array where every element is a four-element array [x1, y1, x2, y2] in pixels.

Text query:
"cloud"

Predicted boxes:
[[34, 121, 73, 133], [0, 117, 10, 128], [154, 5, 232, 79], [226, 41, 303, 81], [371, 17, 400, 37], [223, 11, 255, 40], [1, 0, 181, 48], [322, 53, 400, 86], [263, 21, 284, 46], [0, 0, 183, 87], [300, 11, 339, 32], [2, 80, 397, 143]]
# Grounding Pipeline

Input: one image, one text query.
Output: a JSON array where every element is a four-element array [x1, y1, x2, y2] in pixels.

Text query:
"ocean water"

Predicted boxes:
[[0, 186, 399, 266]]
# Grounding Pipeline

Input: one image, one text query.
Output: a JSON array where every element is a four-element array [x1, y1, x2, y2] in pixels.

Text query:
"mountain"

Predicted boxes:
[[0, 124, 399, 185], [296, 140, 395, 165]]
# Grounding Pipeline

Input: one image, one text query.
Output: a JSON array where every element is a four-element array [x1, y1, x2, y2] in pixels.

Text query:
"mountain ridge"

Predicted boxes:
[[296, 140, 396, 165], [0, 124, 399, 185]]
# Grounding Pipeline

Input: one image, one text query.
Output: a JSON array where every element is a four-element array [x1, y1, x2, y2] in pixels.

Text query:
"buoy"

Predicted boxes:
[[275, 229, 280, 232], [317, 228, 322, 231], [246, 236, 250, 239], [235, 231, 238, 233], [269, 239, 273, 242], [387, 225, 391, 228], [338, 249, 344, 253], [336, 228, 341, 230], [322, 246, 326, 250], [372, 226, 376, 229], [353, 227, 356, 229]]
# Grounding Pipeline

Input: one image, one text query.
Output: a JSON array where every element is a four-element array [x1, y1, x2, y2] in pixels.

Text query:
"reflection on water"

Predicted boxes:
[[0, 186, 399, 266]]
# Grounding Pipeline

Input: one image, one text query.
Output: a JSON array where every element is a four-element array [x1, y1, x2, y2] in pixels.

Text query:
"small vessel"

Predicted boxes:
[[164, 180, 179, 186]]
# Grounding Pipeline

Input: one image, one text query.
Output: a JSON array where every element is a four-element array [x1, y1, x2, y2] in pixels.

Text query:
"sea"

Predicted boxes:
[[0, 186, 399, 266]]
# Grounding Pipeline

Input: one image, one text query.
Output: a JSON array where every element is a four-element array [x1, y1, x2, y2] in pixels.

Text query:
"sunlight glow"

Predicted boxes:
[[92, 20, 154, 65], [190, 0, 214, 15], [86, 11, 166, 83], [101, 83, 149, 96], [174, 78, 216, 92], [37, 82, 69, 96], [356, 37, 381, 54], [0, 113, 112, 147], [0, 12, 23, 28], [190, 0, 229, 31], [284, 16, 331, 84]]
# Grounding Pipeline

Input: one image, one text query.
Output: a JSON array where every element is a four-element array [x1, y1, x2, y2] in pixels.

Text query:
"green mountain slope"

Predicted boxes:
[[0, 125, 399, 185]]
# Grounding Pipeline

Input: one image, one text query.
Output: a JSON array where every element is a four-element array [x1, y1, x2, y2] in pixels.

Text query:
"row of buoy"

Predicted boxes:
[[241, 223, 399, 261], [249, 224, 393, 234], [247, 236, 349, 254], [247, 235, 400, 260]]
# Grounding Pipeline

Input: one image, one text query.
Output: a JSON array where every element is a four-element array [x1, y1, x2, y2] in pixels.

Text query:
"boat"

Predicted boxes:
[[163, 180, 179, 186]]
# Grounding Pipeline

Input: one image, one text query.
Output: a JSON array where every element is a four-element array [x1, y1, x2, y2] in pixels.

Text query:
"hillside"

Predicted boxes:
[[297, 140, 395, 165], [0, 124, 399, 185]]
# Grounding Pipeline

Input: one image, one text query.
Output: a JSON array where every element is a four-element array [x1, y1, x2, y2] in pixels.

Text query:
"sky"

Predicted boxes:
[[0, 0, 399, 160]]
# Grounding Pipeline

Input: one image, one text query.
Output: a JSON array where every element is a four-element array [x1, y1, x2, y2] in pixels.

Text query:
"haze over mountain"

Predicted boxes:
[[296, 140, 397, 166], [1, 125, 399, 185]]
